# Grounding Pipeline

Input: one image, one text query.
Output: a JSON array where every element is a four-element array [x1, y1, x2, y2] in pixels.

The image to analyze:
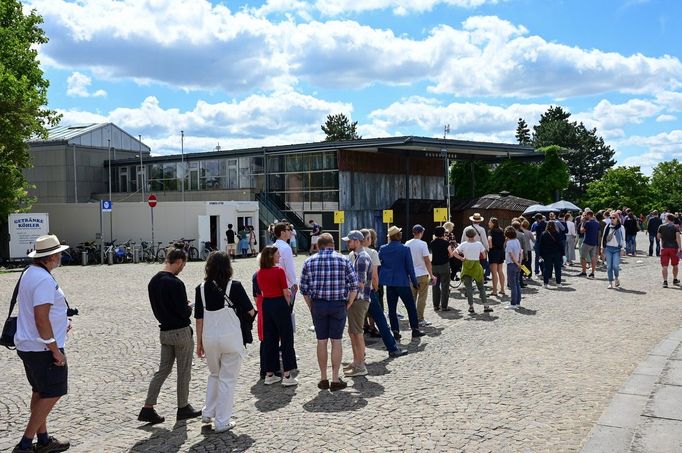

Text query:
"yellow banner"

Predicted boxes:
[[383, 209, 393, 223], [334, 210, 345, 224], [434, 208, 448, 222]]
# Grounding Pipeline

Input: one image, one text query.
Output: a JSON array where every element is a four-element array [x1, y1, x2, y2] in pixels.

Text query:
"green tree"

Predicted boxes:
[[582, 166, 650, 214], [537, 145, 570, 203], [0, 0, 59, 220], [450, 160, 491, 199], [649, 159, 682, 212], [515, 118, 531, 145], [321, 113, 361, 141], [532, 106, 615, 202]]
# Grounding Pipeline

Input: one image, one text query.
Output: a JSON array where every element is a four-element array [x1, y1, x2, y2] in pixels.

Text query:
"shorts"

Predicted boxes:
[[17, 349, 68, 398], [347, 299, 370, 334], [311, 236, 320, 245], [661, 248, 680, 267], [488, 249, 504, 264], [580, 244, 597, 261], [311, 299, 347, 340], [227, 243, 236, 251]]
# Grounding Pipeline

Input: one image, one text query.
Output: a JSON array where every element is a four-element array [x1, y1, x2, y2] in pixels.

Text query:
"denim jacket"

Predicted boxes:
[[378, 240, 418, 287], [602, 225, 624, 249]]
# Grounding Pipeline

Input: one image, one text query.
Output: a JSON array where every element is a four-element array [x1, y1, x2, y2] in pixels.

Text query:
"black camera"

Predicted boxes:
[[67, 307, 79, 317]]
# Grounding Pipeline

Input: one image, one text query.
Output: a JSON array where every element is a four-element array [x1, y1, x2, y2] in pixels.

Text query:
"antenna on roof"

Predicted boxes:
[[215, 143, 221, 152], [443, 124, 450, 140]]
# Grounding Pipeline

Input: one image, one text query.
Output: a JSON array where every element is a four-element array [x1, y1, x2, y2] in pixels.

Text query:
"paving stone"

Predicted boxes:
[[643, 384, 682, 421], [660, 359, 682, 386], [649, 339, 680, 357], [580, 425, 633, 453], [631, 416, 682, 453], [618, 373, 658, 397], [631, 354, 668, 376], [596, 393, 648, 429]]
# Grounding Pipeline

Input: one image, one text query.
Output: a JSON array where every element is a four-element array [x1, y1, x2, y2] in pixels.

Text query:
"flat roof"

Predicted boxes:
[[110, 136, 540, 166]]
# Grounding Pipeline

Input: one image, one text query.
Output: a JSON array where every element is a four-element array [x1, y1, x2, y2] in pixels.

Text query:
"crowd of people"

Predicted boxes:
[[8, 206, 682, 451]]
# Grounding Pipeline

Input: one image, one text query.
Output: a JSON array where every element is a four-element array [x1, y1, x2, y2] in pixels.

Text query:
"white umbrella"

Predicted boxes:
[[522, 204, 559, 215], [548, 200, 581, 211]]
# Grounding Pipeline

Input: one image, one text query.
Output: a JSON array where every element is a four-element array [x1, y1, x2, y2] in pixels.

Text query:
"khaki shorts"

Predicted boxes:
[[580, 244, 597, 261], [227, 243, 236, 251], [311, 236, 319, 245], [347, 299, 370, 334]]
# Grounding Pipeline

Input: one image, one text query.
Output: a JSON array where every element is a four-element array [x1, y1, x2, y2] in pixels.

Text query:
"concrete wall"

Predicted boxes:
[[92, 189, 254, 203], [31, 201, 259, 252]]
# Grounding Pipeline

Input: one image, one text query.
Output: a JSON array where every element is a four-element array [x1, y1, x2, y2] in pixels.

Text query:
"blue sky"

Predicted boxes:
[[27, 0, 682, 173]]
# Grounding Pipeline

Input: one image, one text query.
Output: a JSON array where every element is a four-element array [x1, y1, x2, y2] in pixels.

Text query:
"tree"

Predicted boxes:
[[537, 145, 570, 203], [515, 118, 531, 145], [0, 0, 60, 221], [450, 160, 491, 199], [582, 166, 650, 214], [649, 159, 682, 212], [321, 113, 361, 141], [532, 106, 615, 203]]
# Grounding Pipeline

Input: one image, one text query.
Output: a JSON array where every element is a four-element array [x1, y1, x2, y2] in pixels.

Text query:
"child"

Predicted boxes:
[[504, 226, 524, 309], [239, 228, 249, 257], [455, 227, 490, 314]]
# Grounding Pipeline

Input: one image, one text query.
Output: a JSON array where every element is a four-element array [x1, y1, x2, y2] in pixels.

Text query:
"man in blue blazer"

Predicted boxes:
[[379, 226, 426, 340]]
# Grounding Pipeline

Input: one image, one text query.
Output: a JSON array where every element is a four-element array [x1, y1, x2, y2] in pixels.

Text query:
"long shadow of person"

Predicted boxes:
[[515, 307, 538, 316], [302, 389, 369, 413], [187, 431, 255, 452], [249, 381, 296, 412], [130, 420, 188, 452]]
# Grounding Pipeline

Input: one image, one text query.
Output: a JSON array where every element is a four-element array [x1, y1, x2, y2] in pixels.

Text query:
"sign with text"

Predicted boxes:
[[8, 213, 50, 259], [434, 208, 448, 222], [101, 200, 112, 212], [383, 210, 393, 223], [334, 210, 345, 224], [147, 194, 157, 208]]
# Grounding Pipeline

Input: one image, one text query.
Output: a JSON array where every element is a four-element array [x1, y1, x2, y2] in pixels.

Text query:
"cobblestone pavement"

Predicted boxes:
[[1, 233, 681, 452]]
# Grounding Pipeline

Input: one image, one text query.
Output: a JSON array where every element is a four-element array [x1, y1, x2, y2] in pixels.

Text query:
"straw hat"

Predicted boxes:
[[27, 234, 70, 258], [468, 213, 484, 223], [387, 226, 402, 237], [443, 222, 454, 232]]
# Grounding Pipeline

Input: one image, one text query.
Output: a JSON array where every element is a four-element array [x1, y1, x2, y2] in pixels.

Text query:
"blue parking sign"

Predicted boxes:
[[101, 200, 112, 212]]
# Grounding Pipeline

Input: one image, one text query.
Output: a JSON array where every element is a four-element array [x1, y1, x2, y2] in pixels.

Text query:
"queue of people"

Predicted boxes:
[[8, 207, 681, 451]]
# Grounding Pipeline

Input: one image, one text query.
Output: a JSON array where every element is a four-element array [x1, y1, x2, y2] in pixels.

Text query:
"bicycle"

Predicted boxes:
[[174, 238, 199, 261], [201, 241, 216, 260], [449, 271, 463, 289], [156, 241, 169, 263]]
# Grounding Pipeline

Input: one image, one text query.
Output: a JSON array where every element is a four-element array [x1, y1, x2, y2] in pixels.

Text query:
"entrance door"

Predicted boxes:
[[198, 215, 210, 256], [210, 216, 218, 249]]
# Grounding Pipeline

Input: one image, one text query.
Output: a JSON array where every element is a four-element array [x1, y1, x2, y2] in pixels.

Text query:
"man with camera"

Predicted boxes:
[[138, 248, 201, 424]]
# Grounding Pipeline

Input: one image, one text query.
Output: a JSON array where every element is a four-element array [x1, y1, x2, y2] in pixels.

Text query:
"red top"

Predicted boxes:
[[256, 267, 289, 298]]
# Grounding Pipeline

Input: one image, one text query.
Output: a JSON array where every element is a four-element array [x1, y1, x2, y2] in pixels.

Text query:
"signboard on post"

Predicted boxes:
[[434, 208, 448, 223], [101, 200, 112, 212], [147, 194, 157, 208], [382, 210, 393, 223], [334, 211, 344, 252]]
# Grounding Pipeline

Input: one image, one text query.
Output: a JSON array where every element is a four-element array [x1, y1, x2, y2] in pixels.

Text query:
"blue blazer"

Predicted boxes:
[[378, 240, 418, 287]]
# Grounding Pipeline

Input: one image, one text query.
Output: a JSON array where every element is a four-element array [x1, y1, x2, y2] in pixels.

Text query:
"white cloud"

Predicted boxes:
[[66, 71, 106, 97], [255, 0, 501, 17], [57, 91, 351, 154], [656, 114, 677, 122], [29, 0, 682, 98], [616, 130, 682, 173]]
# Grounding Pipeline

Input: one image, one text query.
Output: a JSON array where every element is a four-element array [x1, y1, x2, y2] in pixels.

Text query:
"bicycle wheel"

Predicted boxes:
[[449, 272, 463, 289], [144, 249, 155, 263], [201, 248, 209, 261], [156, 248, 167, 263], [189, 247, 199, 261]]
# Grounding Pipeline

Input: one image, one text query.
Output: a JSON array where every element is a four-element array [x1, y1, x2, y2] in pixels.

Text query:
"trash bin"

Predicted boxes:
[[107, 249, 114, 265], [133, 246, 139, 263], [81, 251, 88, 266]]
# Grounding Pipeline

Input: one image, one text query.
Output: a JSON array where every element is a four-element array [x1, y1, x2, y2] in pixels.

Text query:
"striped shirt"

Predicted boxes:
[[300, 248, 359, 301]]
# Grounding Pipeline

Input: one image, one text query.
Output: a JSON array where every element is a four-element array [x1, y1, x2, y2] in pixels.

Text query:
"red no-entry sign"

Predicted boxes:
[[148, 194, 157, 208]]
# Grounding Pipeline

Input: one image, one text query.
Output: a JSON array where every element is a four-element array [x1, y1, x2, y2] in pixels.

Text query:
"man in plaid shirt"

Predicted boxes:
[[300, 233, 358, 391]]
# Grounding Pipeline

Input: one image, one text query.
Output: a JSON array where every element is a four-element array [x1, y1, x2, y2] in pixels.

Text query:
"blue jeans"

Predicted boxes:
[[648, 235, 660, 256], [625, 235, 636, 255], [386, 285, 419, 332], [507, 263, 521, 306], [368, 291, 399, 353], [605, 246, 621, 282]]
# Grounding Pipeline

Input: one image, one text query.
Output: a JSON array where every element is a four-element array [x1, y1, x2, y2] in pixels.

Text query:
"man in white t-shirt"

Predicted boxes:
[[461, 213, 490, 280], [455, 227, 491, 314], [274, 222, 298, 328], [14, 235, 72, 453], [406, 224, 434, 326]]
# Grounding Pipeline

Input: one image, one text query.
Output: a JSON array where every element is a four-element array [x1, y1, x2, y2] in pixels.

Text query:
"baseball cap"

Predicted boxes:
[[412, 224, 425, 233], [342, 230, 365, 242]]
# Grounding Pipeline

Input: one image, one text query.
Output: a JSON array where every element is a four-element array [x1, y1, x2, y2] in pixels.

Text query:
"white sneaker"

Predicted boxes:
[[281, 375, 299, 386], [345, 366, 368, 377], [215, 420, 236, 433], [264, 375, 282, 385], [543, 283, 549, 289], [504, 304, 515, 310], [308, 325, 316, 332], [418, 320, 432, 327]]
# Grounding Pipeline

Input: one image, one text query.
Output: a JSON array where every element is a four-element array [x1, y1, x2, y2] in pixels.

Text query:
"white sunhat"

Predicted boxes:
[[27, 234, 70, 258]]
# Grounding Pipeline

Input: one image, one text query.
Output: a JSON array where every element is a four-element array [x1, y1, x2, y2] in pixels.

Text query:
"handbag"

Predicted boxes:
[[1, 267, 29, 349]]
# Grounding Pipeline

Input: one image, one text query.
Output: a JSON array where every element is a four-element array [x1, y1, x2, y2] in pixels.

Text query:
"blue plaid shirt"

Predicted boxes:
[[300, 248, 359, 301], [348, 248, 372, 301]]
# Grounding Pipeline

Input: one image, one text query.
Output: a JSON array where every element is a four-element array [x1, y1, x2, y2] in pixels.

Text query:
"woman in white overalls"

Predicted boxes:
[[195, 252, 255, 432]]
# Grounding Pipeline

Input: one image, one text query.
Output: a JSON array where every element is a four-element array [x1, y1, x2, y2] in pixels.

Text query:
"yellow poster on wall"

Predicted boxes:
[[383, 210, 393, 223], [334, 210, 345, 224], [434, 208, 448, 222]]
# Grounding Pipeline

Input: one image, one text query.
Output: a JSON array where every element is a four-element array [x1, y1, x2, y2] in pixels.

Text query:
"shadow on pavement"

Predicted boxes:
[[552, 286, 576, 292], [615, 288, 647, 295], [437, 308, 464, 320], [466, 312, 499, 322], [130, 420, 188, 453], [302, 389, 369, 413], [250, 381, 295, 412], [188, 431, 255, 451], [515, 307, 537, 316], [349, 375, 385, 398]]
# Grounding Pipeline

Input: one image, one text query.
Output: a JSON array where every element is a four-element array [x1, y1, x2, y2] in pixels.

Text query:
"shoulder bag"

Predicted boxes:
[[1, 267, 30, 349]]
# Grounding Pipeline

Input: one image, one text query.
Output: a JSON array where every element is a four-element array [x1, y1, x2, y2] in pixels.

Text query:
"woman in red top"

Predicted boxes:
[[256, 246, 298, 386]]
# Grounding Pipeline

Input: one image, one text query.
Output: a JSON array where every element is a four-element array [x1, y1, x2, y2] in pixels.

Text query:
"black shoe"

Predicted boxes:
[[368, 329, 381, 338], [138, 407, 165, 425], [483, 307, 493, 313], [330, 379, 348, 391], [441, 307, 451, 312], [392, 331, 401, 340], [468, 306, 475, 314], [434, 306, 441, 312], [389, 348, 408, 357], [177, 404, 202, 420], [577, 272, 587, 277], [12, 445, 35, 453], [34, 436, 70, 453], [520, 283, 528, 288], [673, 279, 680, 285], [411, 329, 425, 338], [663, 280, 669, 288], [588, 273, 595, 278]]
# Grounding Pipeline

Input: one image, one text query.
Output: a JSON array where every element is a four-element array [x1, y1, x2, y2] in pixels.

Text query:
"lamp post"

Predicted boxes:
[[443, 124, 451, 221], [138, 134, 145, 202], [181, 130, 185, 202]]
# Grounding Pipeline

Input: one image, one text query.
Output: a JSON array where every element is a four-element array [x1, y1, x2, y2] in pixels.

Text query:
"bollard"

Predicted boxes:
[[133, 246, 139, 263], [108, 249, 114, 265], [81, 251, 88, 266]]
